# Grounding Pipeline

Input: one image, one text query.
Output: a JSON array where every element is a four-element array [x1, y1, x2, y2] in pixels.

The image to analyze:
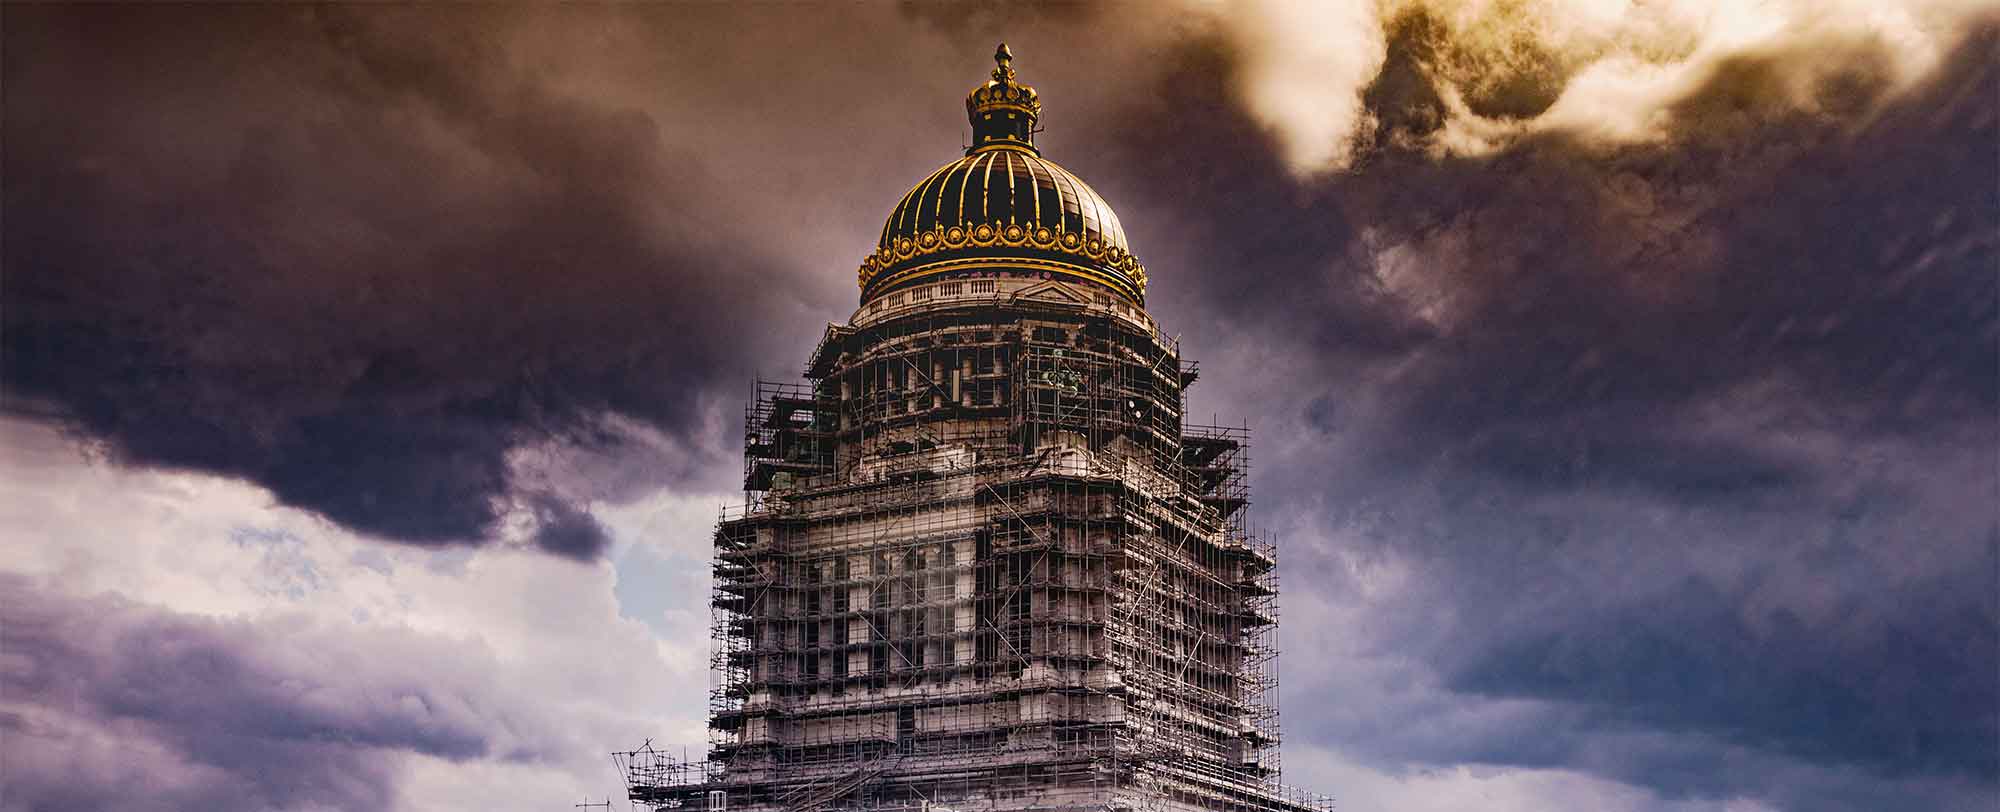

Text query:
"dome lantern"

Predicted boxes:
[[966, 43, 1041, 154]]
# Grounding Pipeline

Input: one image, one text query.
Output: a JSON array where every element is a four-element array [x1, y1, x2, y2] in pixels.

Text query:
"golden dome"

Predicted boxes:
[[858, 45, 1146, 305]]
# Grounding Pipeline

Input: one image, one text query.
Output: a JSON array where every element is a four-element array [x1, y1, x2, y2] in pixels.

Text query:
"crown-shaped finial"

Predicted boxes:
[[966, 42, 1041, 155]]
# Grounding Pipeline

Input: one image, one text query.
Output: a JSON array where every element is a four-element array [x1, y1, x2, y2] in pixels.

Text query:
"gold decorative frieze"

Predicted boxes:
[[857, 220, 1147, 300]]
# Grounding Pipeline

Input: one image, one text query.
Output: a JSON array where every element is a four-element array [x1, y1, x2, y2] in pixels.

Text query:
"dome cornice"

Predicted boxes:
[[858, 220, 1147, 303]]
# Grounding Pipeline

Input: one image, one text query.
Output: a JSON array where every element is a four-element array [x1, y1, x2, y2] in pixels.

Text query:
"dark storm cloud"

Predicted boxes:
[[1455, 564, 1997, 779], [0, 575, 548, 811], [2, 5, 811, 557], [0, 3, 1178, 558], [5, 2, 1995, 808], [1118, 15, 1995, 449], [1077, 13, 1996, 806]]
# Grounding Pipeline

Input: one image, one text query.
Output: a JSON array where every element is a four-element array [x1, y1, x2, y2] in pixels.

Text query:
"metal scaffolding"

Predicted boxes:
[[620, 280, 1331, 812]]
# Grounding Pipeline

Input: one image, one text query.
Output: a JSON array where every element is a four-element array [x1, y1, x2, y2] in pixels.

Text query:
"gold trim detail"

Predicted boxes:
[[966, 43, 1041, 121], [857, 221, 1147, 301]]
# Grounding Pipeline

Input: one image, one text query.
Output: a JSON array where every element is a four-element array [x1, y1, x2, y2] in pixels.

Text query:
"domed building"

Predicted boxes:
[[860, 44, 1145, 306], [620, 45, 1330, 812]]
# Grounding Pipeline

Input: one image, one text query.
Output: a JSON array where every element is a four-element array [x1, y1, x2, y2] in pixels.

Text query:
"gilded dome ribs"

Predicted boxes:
[[956, 160, 975, 226], [977, 151, 998, 223], [1024, 154, 1041, 227], [895, 164, 945, 238], [1005, 151, 1020, 226], [1061, 165, 1085, 233], [856, 46, 1149, 305], [944, 170, 960, 228], [917, 168, 946, 232], [1047, 158, 1078, 234]]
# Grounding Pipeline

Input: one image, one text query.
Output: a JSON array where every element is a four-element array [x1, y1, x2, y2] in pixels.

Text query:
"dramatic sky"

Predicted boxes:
[[3, 2, 1995, 810]]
